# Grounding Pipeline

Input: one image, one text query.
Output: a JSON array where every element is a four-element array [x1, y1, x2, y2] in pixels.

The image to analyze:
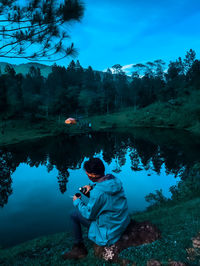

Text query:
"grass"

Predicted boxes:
[[0, 117, 87, 146], [1, 198, 200, 265], [125, 198, 200, 265], [89, 90, 200, 134]]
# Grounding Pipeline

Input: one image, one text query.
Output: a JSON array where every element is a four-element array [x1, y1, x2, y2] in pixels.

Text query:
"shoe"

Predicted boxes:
[[62, 242, 88, 260]]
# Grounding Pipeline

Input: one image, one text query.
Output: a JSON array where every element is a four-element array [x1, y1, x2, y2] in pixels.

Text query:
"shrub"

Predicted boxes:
[[145, 189, 168, 208]]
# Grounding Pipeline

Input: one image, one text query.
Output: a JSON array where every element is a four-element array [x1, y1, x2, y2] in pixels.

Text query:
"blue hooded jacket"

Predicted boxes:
[[73, 174, 130, 246]]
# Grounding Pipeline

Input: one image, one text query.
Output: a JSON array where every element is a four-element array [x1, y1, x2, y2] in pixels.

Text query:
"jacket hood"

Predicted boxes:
[[96, 174, 122, 195]]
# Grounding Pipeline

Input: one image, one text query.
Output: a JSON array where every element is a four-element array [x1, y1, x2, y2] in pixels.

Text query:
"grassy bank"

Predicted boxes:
[[0, 117, 88, 146], [89, 90, 200, 135], [1, 90, 200, 146], [1, 198, 200, 265]]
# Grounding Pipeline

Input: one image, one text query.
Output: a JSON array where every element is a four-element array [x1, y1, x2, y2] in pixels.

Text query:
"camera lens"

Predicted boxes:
[[79, 187, 87, 194]]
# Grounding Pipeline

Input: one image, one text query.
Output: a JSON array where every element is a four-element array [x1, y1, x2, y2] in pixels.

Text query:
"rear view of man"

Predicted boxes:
[[62, 157, 130, 260]]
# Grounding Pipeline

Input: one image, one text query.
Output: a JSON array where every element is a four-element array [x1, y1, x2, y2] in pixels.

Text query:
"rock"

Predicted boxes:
[[93, 219, 161, 263], [192, 232, 200, 249], [147, 259, 161, 266], [186, 247, 196, 261], [186, 232, 200, 262], [168, 262, 187, 266]]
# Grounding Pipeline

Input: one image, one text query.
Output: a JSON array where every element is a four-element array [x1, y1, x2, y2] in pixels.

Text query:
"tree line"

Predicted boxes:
[[0, 49, 199, 119]]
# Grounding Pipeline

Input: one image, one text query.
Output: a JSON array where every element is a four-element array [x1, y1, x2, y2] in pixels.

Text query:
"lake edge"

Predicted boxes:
[[1, 197, 199, 265]]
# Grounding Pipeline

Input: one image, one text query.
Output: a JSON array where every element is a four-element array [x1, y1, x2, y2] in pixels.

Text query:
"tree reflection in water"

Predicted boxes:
[[0, 151, 14, 207], [1, 129, 200, 208]]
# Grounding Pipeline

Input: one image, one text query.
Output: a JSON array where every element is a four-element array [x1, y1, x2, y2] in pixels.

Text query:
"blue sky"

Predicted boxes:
[[68, 0, 200, 72], [2, 0, 200, 73]]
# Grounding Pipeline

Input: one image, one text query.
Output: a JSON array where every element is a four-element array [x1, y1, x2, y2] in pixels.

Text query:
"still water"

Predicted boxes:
[[1, 129, 200, 248]]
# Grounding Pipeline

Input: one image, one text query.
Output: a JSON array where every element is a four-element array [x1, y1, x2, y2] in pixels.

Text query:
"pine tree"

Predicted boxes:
[[0, 0, 84, 61]]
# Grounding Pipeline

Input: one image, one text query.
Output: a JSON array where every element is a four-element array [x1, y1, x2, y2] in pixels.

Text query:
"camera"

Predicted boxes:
[[75, 192, 81, 198], [79, 187, 90, 197]]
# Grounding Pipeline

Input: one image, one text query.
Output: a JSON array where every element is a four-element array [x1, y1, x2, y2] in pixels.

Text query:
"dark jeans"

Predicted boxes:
[[70, 210, 91, 244]]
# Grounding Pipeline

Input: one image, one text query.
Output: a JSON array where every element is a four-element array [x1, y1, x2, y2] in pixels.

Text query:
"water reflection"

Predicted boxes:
[[0, 151, 14, 207], [1, 129, 200, 247], [1, 129, 200, 208]]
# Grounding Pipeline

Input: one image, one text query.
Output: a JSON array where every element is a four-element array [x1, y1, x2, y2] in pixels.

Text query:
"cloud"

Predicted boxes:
[[122, 64, 133, 70], [102, 64, 133, 76], [122, 64, 134, 76]]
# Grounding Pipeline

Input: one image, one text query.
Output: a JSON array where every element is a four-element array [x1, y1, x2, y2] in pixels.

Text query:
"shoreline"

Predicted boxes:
[[1, 121, 200, 264], [2, 89, 200, 147], [1, 104, 200, 147], [1, 197, 199, 265]]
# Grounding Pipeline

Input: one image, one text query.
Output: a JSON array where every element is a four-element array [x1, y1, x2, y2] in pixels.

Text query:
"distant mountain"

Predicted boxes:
[[0, 61, 132, 82], [0, 62, 52, 78]]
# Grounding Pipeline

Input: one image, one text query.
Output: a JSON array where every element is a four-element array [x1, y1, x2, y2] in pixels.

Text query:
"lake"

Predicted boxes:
[[1, 129, 200, 248]]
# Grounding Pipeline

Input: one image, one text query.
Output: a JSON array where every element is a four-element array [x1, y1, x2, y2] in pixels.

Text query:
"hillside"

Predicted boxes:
[[0, 61, 132, 81], [0, 62, 52, 78]]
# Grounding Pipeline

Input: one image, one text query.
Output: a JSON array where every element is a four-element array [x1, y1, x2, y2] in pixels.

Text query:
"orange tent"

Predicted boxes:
[[65, 118, 77, 124]]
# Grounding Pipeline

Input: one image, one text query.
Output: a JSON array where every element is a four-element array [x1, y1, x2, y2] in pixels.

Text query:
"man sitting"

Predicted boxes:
[[62, 157, 130, 259]]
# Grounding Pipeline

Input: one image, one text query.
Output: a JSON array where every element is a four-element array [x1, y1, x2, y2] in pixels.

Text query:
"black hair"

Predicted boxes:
[[83, 158, 105, 176]]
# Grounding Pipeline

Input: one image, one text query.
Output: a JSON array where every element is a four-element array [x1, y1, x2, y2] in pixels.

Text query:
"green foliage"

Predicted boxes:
[[184, 49, 196, 73], [170, 163, 200, 201], [0, 76, 8, 112], [145, 189, 168, 207], [145, 162, 200, 210]]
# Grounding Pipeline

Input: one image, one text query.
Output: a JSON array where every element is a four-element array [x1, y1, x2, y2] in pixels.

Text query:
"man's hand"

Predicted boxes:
[[73, 193, 81, 201], [83, 185, 92, 194]]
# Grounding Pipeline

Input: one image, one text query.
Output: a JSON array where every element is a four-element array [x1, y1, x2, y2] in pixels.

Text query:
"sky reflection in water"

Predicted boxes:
[[0, 148, 179, 248]]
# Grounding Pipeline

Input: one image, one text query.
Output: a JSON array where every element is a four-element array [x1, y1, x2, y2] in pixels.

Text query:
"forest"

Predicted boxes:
[[0, 49, 199, 120]]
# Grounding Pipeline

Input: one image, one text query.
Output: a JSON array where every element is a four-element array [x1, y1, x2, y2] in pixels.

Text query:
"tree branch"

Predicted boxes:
[[0, 0, 84, 61], [0, 18, 62, 32], [0, 40, 21, 50]]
